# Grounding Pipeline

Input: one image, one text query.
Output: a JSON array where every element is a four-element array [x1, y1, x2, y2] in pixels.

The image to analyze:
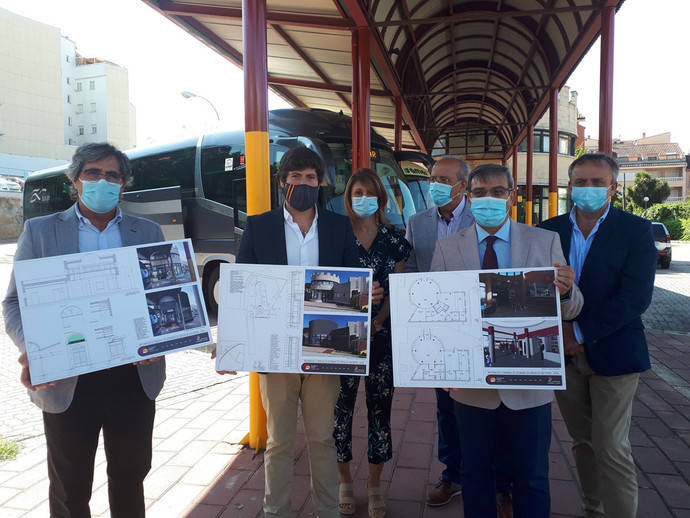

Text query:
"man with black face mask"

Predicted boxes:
[[236, 146, 383, 518]]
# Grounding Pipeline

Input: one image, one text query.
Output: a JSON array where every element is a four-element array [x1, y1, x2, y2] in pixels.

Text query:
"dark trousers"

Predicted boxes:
[[454, 401, 551, 518], [334, 332, 394, 465], [43, 364, 155, 518], [435, 388, 462, 484]]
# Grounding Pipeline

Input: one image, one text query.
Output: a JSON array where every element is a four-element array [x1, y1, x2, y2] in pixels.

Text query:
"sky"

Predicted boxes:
[[0, 0, 688, 151]]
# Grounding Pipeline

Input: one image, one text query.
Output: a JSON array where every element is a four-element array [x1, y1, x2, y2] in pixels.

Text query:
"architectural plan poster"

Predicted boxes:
[[215, 264, 372, 375], [389, 268, 565, 390], [15, 239, 212, 384]]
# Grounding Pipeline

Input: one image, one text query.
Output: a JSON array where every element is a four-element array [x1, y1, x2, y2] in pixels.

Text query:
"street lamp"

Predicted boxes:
[[180, 91, 220, 121], [643, 196, 649, 210]]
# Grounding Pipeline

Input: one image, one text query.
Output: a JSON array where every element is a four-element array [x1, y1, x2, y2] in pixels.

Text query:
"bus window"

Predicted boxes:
[[130, 146, 195, 197], [201, 144, 245, 209], [24, 170, 73, 219]]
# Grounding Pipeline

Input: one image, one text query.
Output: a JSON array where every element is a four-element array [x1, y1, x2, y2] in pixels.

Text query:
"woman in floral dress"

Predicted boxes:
[[334, 168, 412, 517]]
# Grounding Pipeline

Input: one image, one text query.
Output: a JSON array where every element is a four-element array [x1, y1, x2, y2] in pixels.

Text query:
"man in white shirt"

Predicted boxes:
[[236, 146, 382, 518]]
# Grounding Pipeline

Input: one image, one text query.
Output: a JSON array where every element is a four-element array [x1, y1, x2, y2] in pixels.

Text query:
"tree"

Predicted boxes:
[[625, 171, 670, 210]]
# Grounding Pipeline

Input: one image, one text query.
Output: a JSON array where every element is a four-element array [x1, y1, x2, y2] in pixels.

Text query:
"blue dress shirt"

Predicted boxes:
[[476, 219, 511, 269], [569, 203, 611, 342], [75, 204, 123, 253], [436, 196, 468, 240]]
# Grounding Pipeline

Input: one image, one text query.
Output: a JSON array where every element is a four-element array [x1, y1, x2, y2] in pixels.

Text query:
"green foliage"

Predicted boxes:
[[642, 201, 690, 221], [574, 143, 586, 159], [0, 436, 20, 461], [626, 172, 671, 211], [681, 218, 690, 241], [662, 219, 683, 240]]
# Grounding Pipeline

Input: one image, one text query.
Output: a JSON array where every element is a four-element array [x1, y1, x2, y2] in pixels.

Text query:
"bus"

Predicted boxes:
[[24, 108, 418, 314], [395, 150, 434, 212]]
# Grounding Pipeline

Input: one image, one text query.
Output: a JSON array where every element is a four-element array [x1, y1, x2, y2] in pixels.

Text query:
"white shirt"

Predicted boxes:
[[283, 205, 319, 266]]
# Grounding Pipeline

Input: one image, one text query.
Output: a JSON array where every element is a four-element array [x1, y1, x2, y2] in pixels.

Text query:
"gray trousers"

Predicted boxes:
[[555, 354, 640, 518]]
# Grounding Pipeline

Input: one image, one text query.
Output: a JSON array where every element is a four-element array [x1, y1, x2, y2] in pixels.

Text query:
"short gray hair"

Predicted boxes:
[[432, 155, 470, 183], [468, 164, 514, 190], [567, 153, 618, 182], [65, 143, 132, 185]]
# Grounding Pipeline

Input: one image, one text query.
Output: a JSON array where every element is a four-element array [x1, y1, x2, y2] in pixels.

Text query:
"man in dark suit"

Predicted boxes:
[[3, 143, 165, 518], [541, 153, 657, 517], [236, 146, 381, 518]]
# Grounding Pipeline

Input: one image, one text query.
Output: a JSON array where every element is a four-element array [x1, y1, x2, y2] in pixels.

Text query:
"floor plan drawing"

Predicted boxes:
[[216, 264, 372, 375], [408, 277, 468, 322], [15, 239, 212, 385], [409, 329, 472, 382], [390, 269, 566, 390]]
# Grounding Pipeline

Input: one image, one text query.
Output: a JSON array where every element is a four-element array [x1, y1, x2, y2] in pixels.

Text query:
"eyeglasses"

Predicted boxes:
[[80, 168, 125, 184], [469, 187, 512, 198]]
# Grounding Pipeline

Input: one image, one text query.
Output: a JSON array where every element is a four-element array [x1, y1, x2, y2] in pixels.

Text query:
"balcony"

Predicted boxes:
[[665, 196, 685, 203], [658, 176, 685, 187]]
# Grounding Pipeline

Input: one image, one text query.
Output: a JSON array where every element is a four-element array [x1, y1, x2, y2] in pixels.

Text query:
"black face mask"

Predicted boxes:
[[283, 183, 319, 212]]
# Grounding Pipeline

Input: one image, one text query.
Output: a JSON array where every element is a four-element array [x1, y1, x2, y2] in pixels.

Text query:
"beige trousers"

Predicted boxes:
[[555, 354, 640, 518], [259, 372, 341, 518]]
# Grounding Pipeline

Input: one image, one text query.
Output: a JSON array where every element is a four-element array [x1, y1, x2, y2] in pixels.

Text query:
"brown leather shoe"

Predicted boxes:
[[496, 492, 514, 518], [426, 478, 462, 507]]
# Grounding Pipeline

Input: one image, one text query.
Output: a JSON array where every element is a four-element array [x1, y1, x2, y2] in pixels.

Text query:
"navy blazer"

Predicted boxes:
[[540, 207, 656, 376], [237, 206, 360, 268]]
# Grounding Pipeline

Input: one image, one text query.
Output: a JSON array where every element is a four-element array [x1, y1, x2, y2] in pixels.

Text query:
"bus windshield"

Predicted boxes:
[[324, 142, 416, 228]]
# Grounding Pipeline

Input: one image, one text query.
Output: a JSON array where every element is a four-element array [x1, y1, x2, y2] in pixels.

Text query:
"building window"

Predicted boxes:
[[77, 104, 84, 114], [68, 138, 75, 145], [89, 102, 96, 112], [558, 135, 570, 155], [76, 82, 82, 92], [78, 126, 84, 136], [65, 55, 69, 63], [91, 125, 97, 134], [89, 80, 95, 90], [68, 116, 72, 126], [66, 77, 70, 85], [67, 94, 71, 104]]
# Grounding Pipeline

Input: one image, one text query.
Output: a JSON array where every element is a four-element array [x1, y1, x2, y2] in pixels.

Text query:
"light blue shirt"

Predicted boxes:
[[476, 218, 511, 269], [436, 195, 468, 240], [568, 203, 611, 343], [75, 204, 123, 253]]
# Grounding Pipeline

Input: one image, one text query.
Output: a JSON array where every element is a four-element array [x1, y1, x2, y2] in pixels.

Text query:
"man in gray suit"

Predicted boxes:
[[3, 143, 166, 518], [405, 156, 473, 506], [430, 164, 583, 518]]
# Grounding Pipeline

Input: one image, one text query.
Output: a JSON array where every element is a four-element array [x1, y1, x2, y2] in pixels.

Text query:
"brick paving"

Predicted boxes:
[[1, 242, 689, 517]]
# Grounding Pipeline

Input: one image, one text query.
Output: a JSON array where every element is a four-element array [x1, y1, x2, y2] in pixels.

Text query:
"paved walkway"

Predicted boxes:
[[1, 243, 689, 517]]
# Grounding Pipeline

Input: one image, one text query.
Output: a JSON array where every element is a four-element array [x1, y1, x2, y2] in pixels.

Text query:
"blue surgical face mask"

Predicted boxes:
[[571, 186, 609, 212], [80, 179, 121, 213], [352, 196, 379, 218], [429, 181, 459, 207], [283, 182, 319, 212], [470, 196, 509, 228]]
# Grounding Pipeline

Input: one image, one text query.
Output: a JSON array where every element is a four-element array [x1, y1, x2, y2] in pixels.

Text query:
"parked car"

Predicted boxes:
[[651, 222, 672, 269], [0, 179, 21, 192]]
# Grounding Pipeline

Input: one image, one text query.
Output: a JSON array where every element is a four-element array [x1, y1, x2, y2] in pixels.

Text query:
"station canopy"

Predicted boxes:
[[143, 0, 622, 159]]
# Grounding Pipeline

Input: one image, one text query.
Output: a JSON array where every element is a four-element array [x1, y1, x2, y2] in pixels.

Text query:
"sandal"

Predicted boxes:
[[367, 484, 386, 518], [339, 482, 356, 515]]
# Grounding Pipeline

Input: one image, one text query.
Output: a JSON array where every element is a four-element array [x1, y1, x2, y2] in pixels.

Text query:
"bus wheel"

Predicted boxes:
[[203, 265, 220, 316]]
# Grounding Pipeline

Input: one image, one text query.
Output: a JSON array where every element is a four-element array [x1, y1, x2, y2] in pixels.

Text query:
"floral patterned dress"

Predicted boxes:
[[334, 224, 412, 464]]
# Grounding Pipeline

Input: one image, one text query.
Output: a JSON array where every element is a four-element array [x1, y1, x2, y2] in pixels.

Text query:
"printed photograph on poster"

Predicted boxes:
[[147, 285, 205, 336], [482, 318, 561, 368], [138, 241, 196, 290], [304, 269, 370, 313], [479, 270, 558, 318], [302, 313, 369, 359]]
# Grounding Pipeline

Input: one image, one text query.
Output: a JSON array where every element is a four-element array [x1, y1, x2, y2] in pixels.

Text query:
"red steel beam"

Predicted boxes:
[[598, 6, 615, 155], [266, 76, 389, 97], [341, 0, 427, 153], [157, 0, 354, 29], [526, 124, 534, 225], [505, 5, 610, 162], [548, 87, 558, 218], [511, 146, 518, 221], [356, 27, 371, 169]]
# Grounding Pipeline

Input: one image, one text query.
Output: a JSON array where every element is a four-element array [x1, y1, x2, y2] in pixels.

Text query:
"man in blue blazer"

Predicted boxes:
[[236, 146, 381, 518], [3, 143, 165, 518], [404, 156, 474, 507], [540, 153, 657, 518]]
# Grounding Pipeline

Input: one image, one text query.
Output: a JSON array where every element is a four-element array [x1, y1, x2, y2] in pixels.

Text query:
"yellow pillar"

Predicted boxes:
[[548, 191, 558, 219], [525, 200, 533, 226], [241, 0, 270, 451]]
